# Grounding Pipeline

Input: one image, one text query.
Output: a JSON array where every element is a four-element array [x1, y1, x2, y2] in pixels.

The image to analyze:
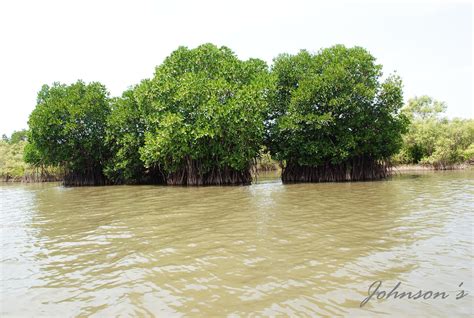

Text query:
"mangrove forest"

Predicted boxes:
[[1, 43, 469, 186]]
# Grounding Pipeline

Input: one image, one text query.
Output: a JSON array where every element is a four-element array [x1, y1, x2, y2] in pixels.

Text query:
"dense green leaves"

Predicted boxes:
[[0, 139, 62, 182], [104, 88, 150, 183], [268, 45, 408, 181], [402, 95, 447, 120], [395, 99, 474, 168], [0, 140, 28, 180], [25, 81, 110, 184], [138, 44, 272, 184], [2, 129, 28, 144], [22, 44, 468, 186], [267, 45, 407, 181]]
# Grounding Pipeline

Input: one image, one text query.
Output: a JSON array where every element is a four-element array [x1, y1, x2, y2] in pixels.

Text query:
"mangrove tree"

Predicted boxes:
[[25, 81, 111, 186], [139, 43, 272, 185], [267, 45, 408, 182]]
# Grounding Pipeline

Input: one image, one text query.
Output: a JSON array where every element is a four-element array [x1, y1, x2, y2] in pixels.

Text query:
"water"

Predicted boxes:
[[1, 170, 473, 317]]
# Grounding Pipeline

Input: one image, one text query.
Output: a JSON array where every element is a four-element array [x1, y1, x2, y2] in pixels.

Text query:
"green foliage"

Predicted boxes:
[[0, 140, 63, 181], [1, 129, 28, 144], [0, 140, 28, 180], [139, 44, 272, 183], [395, 97, 474, 167], [255, 147, 279, 171], [268, 45, 407, 169], [402, 95, 447, 120], [10, 129, 28, 144], [18, 44, 470, 185], [25, 80, 110, 183], [104, 87, 151, 183], [395, 111, 474, 168], [463, 144, 474, 162]]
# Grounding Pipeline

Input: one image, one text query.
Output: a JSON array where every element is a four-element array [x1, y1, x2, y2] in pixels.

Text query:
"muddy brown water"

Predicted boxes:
[[1, 170, 473, 317]]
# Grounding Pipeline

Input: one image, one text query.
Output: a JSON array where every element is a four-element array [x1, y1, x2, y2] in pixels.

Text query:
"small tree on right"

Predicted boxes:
[[268, 45, 408, 183]]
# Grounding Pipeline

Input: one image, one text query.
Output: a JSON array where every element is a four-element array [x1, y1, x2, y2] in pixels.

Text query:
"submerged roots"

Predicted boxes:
[[60, 157, 391, 186], [63, 168, 108, 186], [282, 157, 390, 183], [166, 159, 251, 186]]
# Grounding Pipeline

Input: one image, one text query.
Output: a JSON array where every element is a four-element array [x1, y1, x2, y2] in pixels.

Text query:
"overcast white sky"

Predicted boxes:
[[0, 0, 472, 136]]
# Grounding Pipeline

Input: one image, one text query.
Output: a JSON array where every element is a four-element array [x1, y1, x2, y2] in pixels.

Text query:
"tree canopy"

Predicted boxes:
[[138, 43, 273, 185], [105, 88, 146, 184], [268, 45, 408, 182], [402, 95, 447, 120], [25, 81, 111, 185], [395, 99, 474, 168], [23, 44, 462, 186]]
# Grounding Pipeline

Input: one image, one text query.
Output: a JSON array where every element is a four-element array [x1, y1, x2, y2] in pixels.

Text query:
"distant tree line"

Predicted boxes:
[[2, 129, 27, 144], [18, 43, 470, 186], [1, 129, 61, 182], [393, 96, 474, 169]]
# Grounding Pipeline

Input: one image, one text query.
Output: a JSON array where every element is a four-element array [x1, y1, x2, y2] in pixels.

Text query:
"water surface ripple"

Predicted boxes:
[[1, 170, 473, 317]]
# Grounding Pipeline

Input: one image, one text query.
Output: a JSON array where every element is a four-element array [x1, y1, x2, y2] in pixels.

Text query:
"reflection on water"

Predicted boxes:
[[1, 170, 473, 317]]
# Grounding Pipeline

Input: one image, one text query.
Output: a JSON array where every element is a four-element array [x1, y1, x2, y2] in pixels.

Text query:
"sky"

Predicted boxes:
[[0, 0, 472, 136]]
